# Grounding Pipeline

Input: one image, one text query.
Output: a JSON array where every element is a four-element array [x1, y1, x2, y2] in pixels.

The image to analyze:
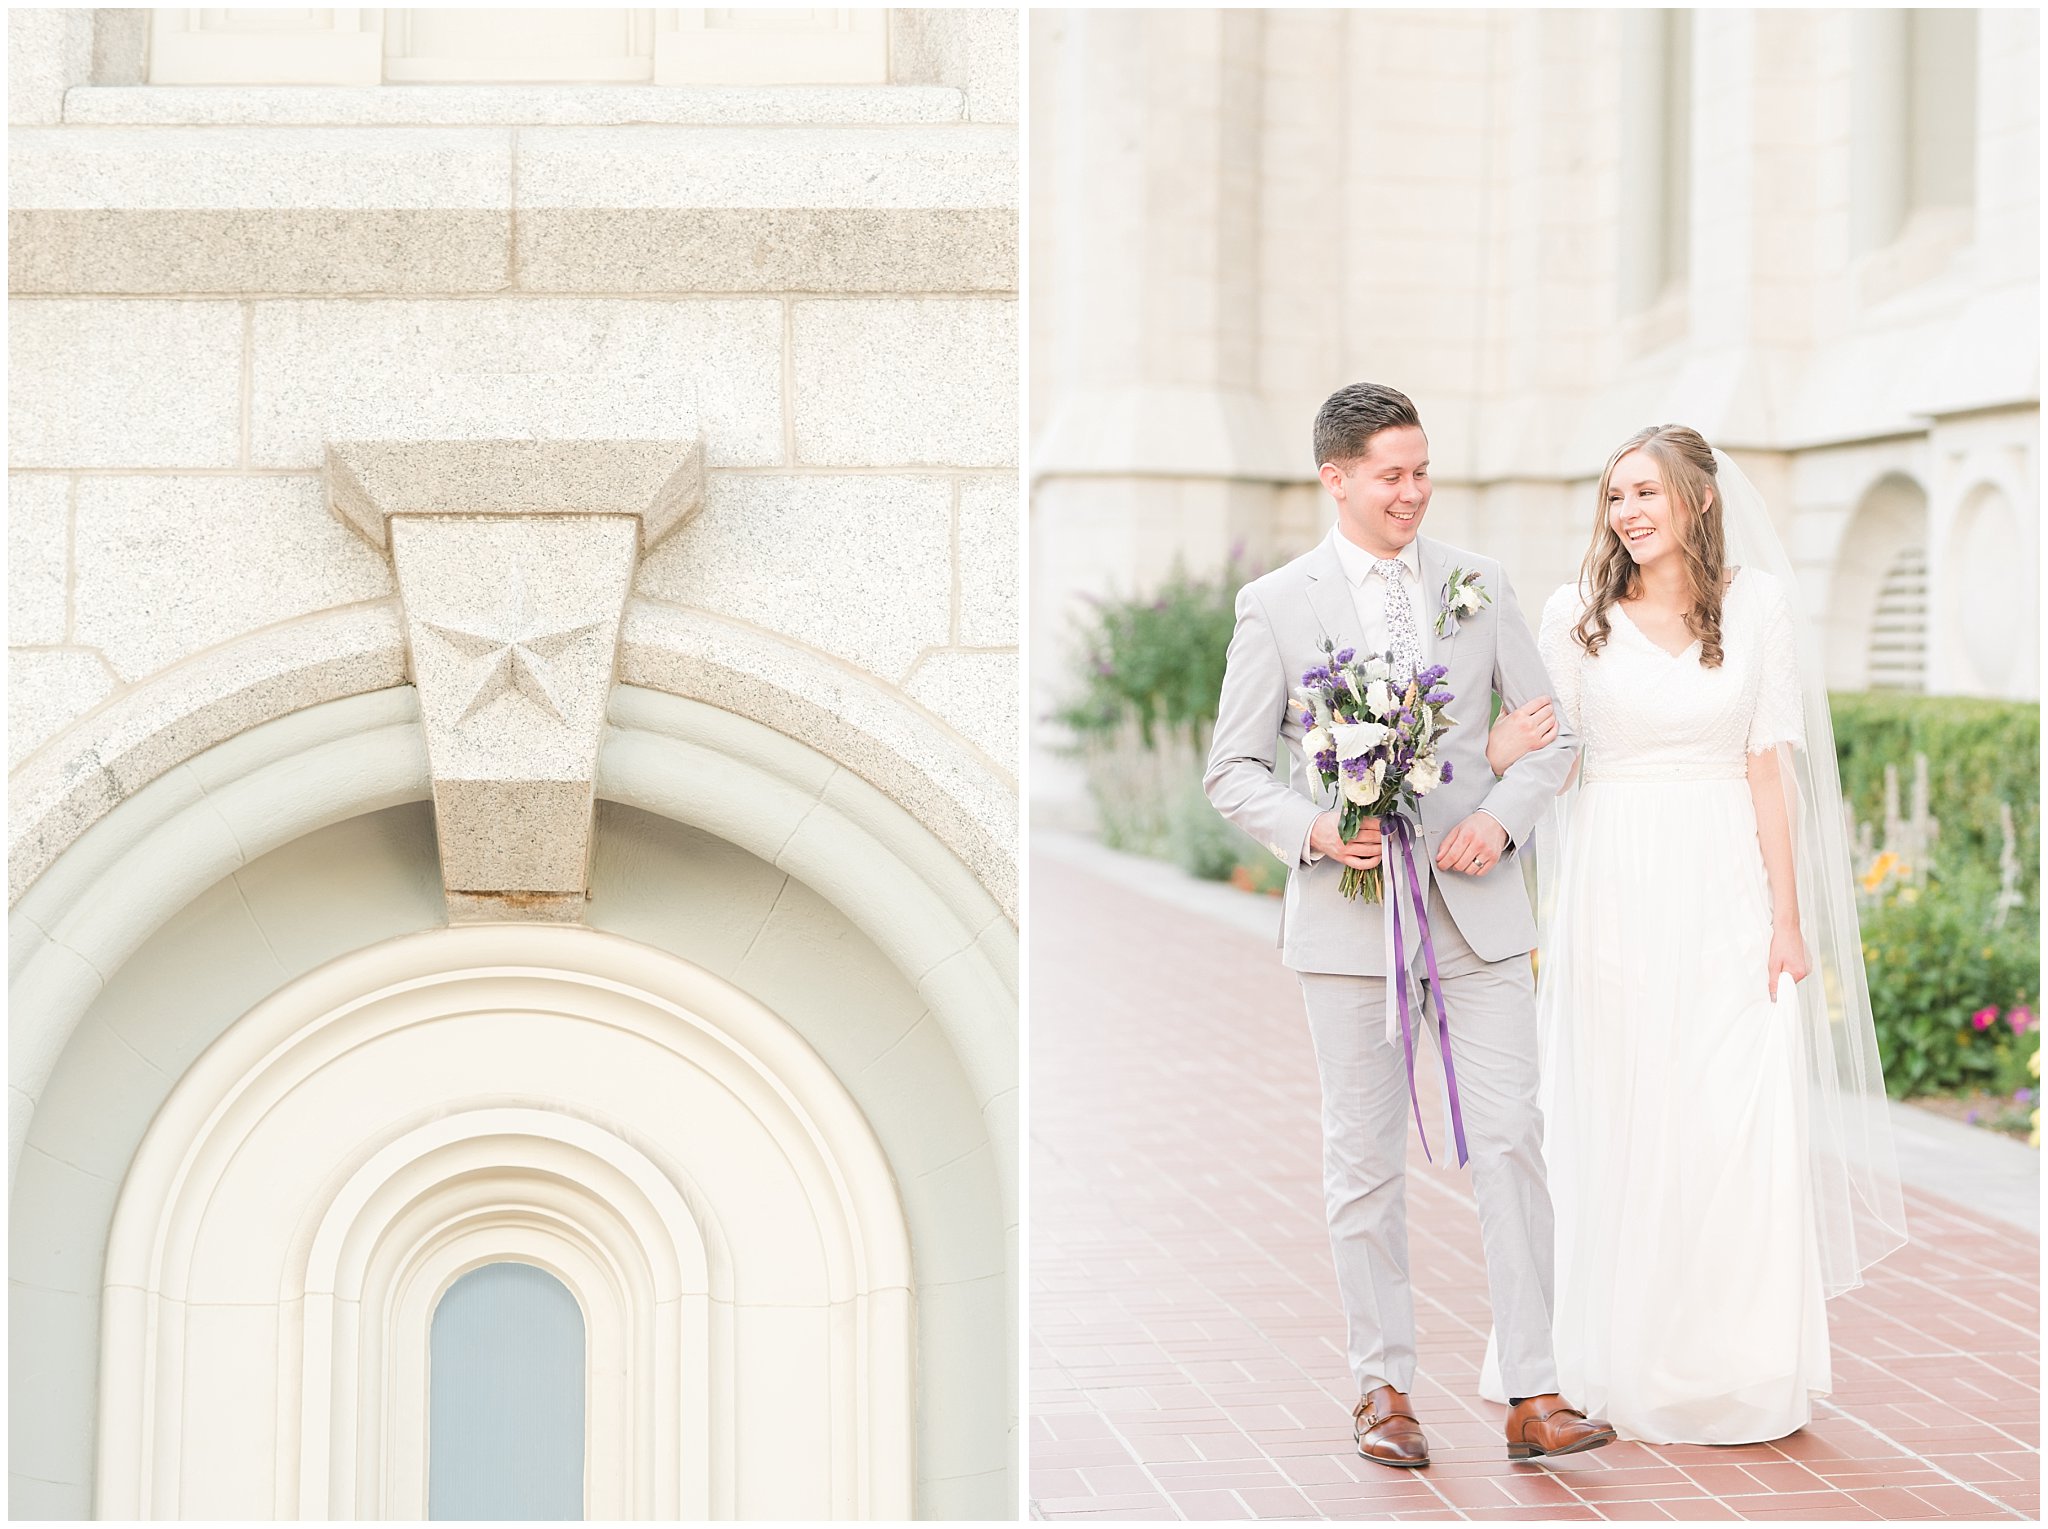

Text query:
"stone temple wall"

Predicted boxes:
[[1029, 6, 2038, 811], [9, 6, 1020, 902]]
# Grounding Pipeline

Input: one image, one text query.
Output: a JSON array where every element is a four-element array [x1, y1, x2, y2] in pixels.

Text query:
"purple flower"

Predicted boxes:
[[1314, 749, 1337, 774], [1417, 664, 1448, 686], [2018, 1087, 2035, 1106], [1440, 761, 1453, 783], [1424, 688, 1454, 705], [1298, 710, 1316, 729], [1341, 754, 1369, 780], [1334, 647, 1356, 666], [1301, 668, 1320, 687]]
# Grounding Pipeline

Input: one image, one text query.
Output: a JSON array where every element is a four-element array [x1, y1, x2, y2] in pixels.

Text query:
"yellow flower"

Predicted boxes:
[[2031, 1049, 2041, 1080]]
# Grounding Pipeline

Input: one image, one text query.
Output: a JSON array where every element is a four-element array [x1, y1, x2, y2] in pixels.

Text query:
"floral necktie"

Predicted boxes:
[[1374, 557, 1421, 684]]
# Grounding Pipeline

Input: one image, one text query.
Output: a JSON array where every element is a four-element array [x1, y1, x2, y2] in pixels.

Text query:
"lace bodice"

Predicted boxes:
[[1539, 568, 1804, 782]]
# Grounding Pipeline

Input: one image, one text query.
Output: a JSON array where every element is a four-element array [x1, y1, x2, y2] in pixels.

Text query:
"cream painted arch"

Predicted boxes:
[[96, 926, 915, 1520], [9, 682, 1017, 1518], [10, 681, 1019, 1193]]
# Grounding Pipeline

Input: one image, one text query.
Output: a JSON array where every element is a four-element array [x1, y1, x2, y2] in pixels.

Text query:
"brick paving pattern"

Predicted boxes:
[[1030, 853, 2040, 1521]]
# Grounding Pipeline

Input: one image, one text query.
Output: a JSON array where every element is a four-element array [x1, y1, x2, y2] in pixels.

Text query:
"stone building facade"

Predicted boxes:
[[9, 8, 1018, 1520], [1030, 6, 2038, 806]]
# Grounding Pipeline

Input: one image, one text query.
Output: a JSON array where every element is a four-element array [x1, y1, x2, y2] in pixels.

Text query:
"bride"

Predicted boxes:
[[1478, 425, 1907, 1443]]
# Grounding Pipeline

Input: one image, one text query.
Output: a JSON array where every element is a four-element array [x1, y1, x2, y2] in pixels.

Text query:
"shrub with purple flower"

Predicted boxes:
[[1293, 636, 1457, 902]]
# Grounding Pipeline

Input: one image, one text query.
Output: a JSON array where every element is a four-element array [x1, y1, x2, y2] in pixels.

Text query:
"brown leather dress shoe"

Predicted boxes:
[[1353, 1384, 1429, 1468], [1504, 1394, 1616, 1459]]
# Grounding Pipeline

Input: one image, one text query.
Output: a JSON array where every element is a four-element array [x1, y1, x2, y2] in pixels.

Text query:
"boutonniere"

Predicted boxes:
[[1435, 567, 1491, 637]]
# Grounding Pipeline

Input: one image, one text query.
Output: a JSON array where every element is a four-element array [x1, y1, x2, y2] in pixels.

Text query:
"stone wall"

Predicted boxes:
[[1030, 7, 2038, 810], [9, 6, 1020, 879]]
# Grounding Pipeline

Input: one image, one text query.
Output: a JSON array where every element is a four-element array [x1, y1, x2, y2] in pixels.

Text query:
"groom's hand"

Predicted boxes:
[[1435, 812, 1508, 876], [1310, 811, 1382, 869]]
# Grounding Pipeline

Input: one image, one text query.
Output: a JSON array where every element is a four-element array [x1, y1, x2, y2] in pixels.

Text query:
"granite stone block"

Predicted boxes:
[[74, 476, 392, 681], [8, 475, 70, 646], [9, 300, 242, 469], [635, 474, 952, 681], [793, 299, 1017, 467]]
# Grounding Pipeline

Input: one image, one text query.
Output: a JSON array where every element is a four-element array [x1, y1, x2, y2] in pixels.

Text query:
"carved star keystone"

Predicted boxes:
[[416, 570, 605, 727]]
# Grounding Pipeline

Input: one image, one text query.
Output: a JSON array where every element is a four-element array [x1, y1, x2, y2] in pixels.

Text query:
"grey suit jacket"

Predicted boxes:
[[1203, 530, 1579, 976]]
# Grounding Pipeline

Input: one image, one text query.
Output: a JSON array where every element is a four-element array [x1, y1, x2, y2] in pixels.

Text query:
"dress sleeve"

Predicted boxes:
[[1745, 574, 1807, 754], [1537, 583, 1584, 734]]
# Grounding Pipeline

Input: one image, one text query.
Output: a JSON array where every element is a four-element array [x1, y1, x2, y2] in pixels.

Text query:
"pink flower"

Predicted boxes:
[[1971, 1006, 1999, 1031], [2010, 1007, 2036, 1034]]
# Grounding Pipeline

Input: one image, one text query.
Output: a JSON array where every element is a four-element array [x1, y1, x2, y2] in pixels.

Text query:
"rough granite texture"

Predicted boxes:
[[8, 604, 409, 903], [326, 437, 706, 552], [61, 83, 968, 126], [250, 299, 784, 469], [955, 475, 1019, 647], [8, 300, 243, 469], [618, 601, 1016, 917], [74, 476, 393, 681], [793, 299, 1018, 468], [393, 514, 636, 896], [9, 125, 513, 209], [6, 10, 90, 126], [515, 206, 1017, 294], [634, 474, 953, 683], [905, 650, 1019, 776], [8, 475, 70, 646], [9, 652, 113, 772], [9, 208, 513, 296]]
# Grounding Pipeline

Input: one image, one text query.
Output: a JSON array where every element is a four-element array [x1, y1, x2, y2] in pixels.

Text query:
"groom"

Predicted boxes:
[[1204, 383, 1613, 1466]]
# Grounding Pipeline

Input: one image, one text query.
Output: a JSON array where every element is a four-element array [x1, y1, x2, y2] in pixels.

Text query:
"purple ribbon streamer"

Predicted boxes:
[[1385, 815, 1471, 1169]]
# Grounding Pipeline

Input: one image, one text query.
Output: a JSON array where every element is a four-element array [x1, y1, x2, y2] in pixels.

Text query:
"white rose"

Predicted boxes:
[[1331, 720, 1388, 759], [1340, 773, 1376, 806], [1457, 585, 1485, 613], [1304, 725, 1332, 759], [1409, 754, 1438, 794], [1366, 679, 1396, 718]]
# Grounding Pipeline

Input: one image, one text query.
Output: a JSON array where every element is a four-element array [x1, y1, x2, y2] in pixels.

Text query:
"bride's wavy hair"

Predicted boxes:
[[1572, 424, 1728, 669]]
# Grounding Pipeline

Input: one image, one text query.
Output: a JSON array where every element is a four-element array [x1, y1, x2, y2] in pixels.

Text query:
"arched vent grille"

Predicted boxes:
[[1867, 542, 1928, 691]]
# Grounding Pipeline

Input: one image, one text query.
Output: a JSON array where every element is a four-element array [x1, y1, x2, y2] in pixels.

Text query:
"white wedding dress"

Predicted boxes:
[[1481, 566, 1830, 1443]]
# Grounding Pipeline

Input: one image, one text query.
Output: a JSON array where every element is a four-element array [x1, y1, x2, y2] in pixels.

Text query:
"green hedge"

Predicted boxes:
[[1056, 576, 2042, 1099], [1054, 561, 1239, 745], [1860, 862, 2038, 1097], [1830, 691, 2039, 887]]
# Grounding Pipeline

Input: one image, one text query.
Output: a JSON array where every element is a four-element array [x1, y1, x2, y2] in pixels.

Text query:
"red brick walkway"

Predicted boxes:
[[1030, 852, 2040, 1521]]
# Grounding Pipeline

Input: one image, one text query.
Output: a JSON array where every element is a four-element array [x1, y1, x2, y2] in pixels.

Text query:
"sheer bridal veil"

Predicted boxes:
[[1529, 449, 1909, 1299], [1707, 448, 1909, 1295]]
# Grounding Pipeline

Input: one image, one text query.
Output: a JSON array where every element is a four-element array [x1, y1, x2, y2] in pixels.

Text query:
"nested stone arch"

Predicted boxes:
[[96, 933, 912, 1520], [8, 685, 1016, 1521], [1823, 469, 1930, 691]]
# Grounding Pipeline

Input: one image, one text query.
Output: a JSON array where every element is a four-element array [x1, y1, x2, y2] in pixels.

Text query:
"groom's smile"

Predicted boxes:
[[1319, 422, 1433, 560]]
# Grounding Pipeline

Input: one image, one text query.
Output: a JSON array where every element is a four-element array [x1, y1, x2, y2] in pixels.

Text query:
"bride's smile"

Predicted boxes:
[[1606, 449, 1680, 565]]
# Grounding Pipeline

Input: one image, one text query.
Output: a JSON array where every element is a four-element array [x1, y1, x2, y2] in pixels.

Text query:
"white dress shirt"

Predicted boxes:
[[1328, 527, 1433, 672]]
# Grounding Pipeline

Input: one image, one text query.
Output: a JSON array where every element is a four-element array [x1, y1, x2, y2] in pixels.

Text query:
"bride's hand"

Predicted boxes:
[[1486, 696, 1557, 777], [1767, 922, 1809, 1001]]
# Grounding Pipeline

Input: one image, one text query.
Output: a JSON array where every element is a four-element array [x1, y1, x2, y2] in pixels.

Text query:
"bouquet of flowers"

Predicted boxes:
[[1293, 637, 1456, 902]]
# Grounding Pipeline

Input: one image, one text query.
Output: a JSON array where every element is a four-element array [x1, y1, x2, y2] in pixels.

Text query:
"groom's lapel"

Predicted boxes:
[[1419, 537, 1458, 670], [1303, 533, 1356, 655]]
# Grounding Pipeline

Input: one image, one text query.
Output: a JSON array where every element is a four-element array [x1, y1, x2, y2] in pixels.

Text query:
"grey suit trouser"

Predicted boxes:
[[1297, 881, 1560, 1400]]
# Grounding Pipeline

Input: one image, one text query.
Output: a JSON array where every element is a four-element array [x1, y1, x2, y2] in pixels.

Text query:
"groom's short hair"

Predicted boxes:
[[1314, 384, 1422, 469]]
